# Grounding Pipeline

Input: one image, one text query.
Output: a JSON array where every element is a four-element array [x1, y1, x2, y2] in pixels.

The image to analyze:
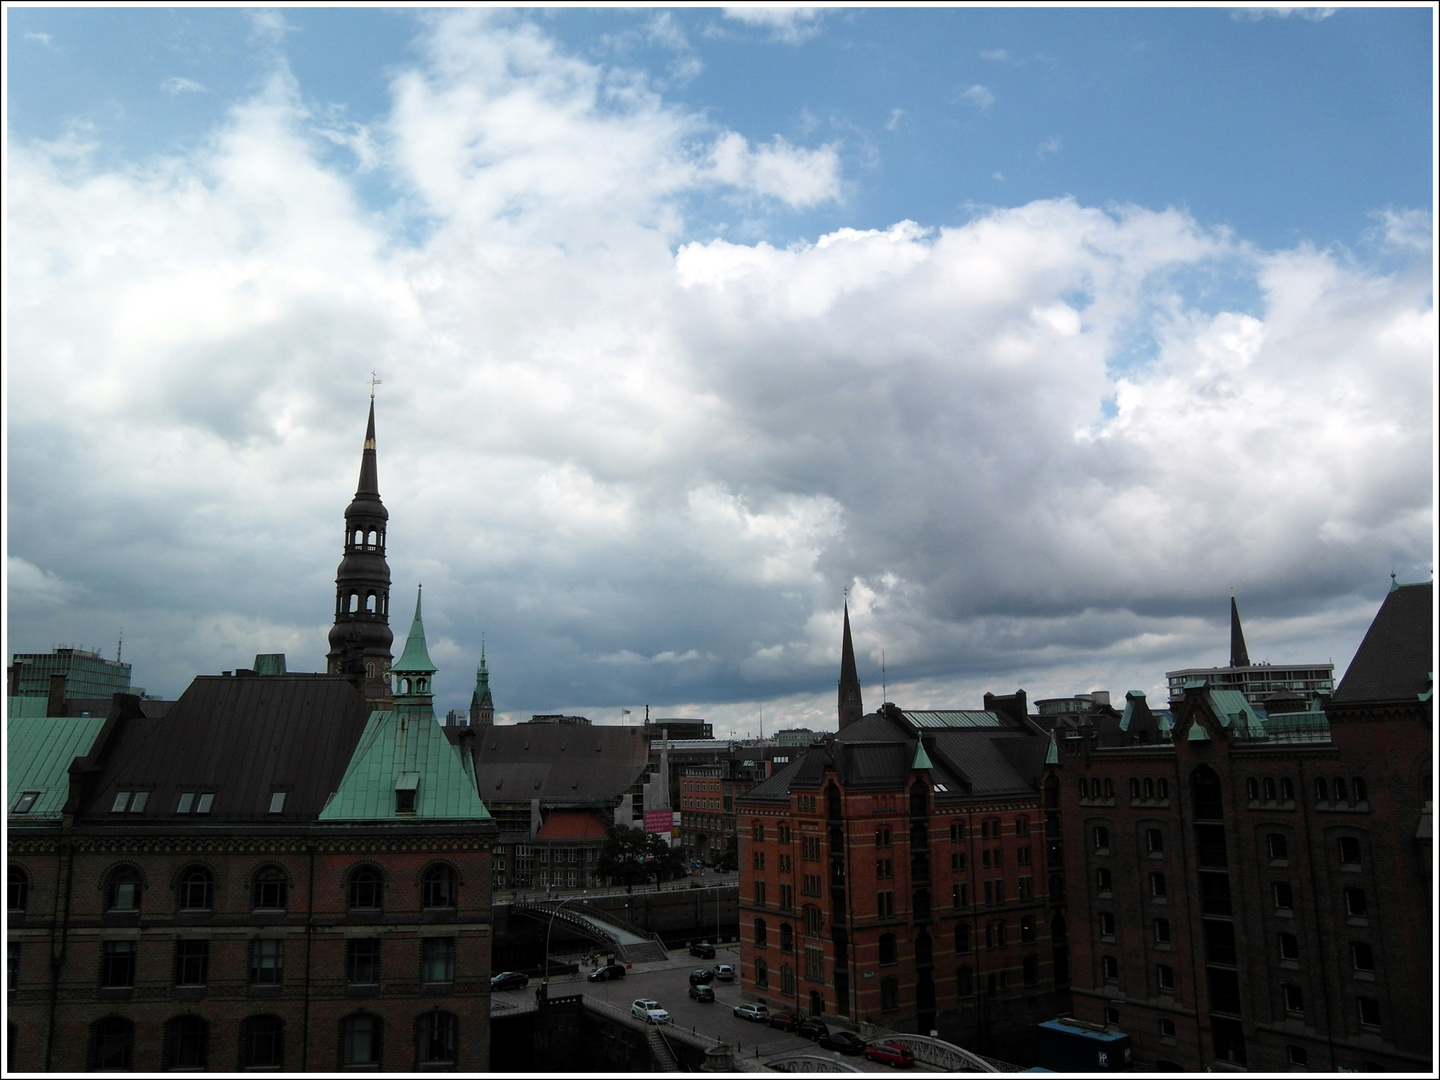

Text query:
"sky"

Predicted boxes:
[[5, 6, 1435, 737]]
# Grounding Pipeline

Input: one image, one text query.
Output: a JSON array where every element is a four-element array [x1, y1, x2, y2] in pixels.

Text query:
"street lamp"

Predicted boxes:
[[539, 895, 589, 1005]]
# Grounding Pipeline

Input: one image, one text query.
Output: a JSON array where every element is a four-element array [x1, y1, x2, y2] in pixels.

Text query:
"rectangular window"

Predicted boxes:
[[876, 858, 892, 879], [754, 880, 767, 907], [753, 851, 766, 871], [992, 849, 1002, 868], [1278, 932, 1299, 961], [101, 941, 136, 987], [1338, 836, 1361, 865], [1283, 984, 1304, 1013], [1350, 941, 1374, 971], [1357, 997, 1380, 1028], [1157, 964, 1175, 991], [251, 939, 283, 985], [950, 821, 966, 842], [111, 792, 132, 813], [422, 937, 455, 982], [128, 791, 148, 813], [984, 881, 993, 907], [952, 883, 967, 909], [1018, 876, 1033, 901], [1160, 1018, 1177, 1039], [6, 942, 18, 989], [951, 852, 965, 872], [1266, 833, 1288, 861], [268, 792, 286, 814], [877, 891, 894, 918], [1287, 1046, 1309, 1067], [1099, 911, 1115, 936], [804, 946, 824, 982], [982, 850, 991, 870], [174, 940, 209, 986], [1153, 918, 1171, 944], [13, 792, 40, 814], [1096, 867, 1113, 893], [347, 938, 381, 984], [195, 793, 214, 814], [957, 965, 973, 996], [1345, 888, 1367, 917], [778, 854, 792, 873], [1017, 846, 1031, 865], [993, 880, 1005, 904], [779, 884, 794, 910], [1272, 882, 1294, 910], [1102, 955, 1118, 981], [176, 792, 194, 814]]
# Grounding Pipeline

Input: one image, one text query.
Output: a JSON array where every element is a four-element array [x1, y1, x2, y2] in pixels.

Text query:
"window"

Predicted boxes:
[[753, 850, 766, 871], [1160, 1018, 1177, 1039], [1352, 777, 1367, 802], [875, 858, 892, 879], [1093, 826, 1110, 851], [1280, 777, 1294, 800], [174, 940, 209, 985], [1263, 778, 1277, 801], [253, 866, 287, 910], [1246, 777, 1259, 800], [91, 1017, 134, 1071], [957, 965, 974, 997], [1153, 918, 1171, 944], [1315, 777, 1329, 801], [754, 881, 767, 907], [1102, 955, 1118, 981], [1157, 778, 1169, 799], [754, 918, 768, 948], [341, 1013, 382, 1067], [1020, 915, 1036, 944], [417, 1011, 458, 1065], [1283, 984, 1304, 1013], [753, 823, 765, 842], [395, 785, 416, 814], [421, 938, 455, 983], [804, 946, 825, 983], [1287, 1045, 1309, 1067], [251, 939, 283, 985], [8, 867, 29, 911], [879, 933, 897, 964], [12, 792, 40, 814], [1099, 911, 1115, 936], [1144, 778, 1154, 799], [1267, 833, 1289, 861], [1344, 888, 1367, 917], [1079, 778, 1089, 798], [1278, 932, 1299, 961], [1150, 872, 1168, 898], [104, 867, 140, 912], [880, 976, 899, 1011], [1272, 882, 1294, 910], [241, 1015, 285, 1069], [1333, 777, 1347, 801], [1338, 836, 1361, 866], [875, 826, 892, 847], [1357, 997, 1380, 1028], [101, 941, 136, 987], [422, 864, 457, 909], [952, 882, 968, 909], [777, 823, 791, 844], [1146, 829, 1164, 853], [1015, 816, 1030, 836], [1103, 779, 1113, 798], [178, 866, 213, 910], [1131, 778, 1141, 800], [950, 821, 966, 842], [164, 1015, 208, 1070], [951, 852, 966, 872], [347, 939, 381, 984], [779, 884, 794, 910], [1350, 941, 1374, 972], [110, 791, 148, 813], [8, 941, 19, 991], [755, 958, 768, 987], [955, 923, 971, 953], [268, 792, 287, 814], [1095, 867, 1112, 893], [780, 923, 793, 952], [349, 866, 383, 910], [1017, 847, 1030, 866], [1157, 963, 1175, 991], [877, 891, 894, 917], [802, 837, 821, 861], [986, 920, 1006, 949]]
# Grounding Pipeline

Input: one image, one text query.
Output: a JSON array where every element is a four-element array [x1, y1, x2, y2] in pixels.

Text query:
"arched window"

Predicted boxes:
[[779, 923, 793, 952], [365, 593, 377, 613], [340, 1012, 382, 1068], [1280, 777, 1294, 801], [416, 1011, 458, 1065], [1246, 778, 1260, 800], [348, 592, 360, 613], [1157, 778, 1169, 799], [253, 866, 287, 911], [755, 958, 769, 987], [915, 930, 932, 966], [422, 865, 457, 909], [1021, 915, 1036, 944], [1103, 778, 1113, 798], [1352, 777, 1368, 802], [1315, 777, 1329, 801], [1093, 825, 1110, 851], [1264, 777, 1277, 800], [1143, 778, 1154, 799], [781, 963, 795, 995], [754, 918, 768, 948], [107, 867, 140, 911], [367, 530, 378, 547], [879, 932, 897, 964], [1079, 778, 1089, 798], [241, 1015, 284, 1069], [1333, 777, 1348, 802], [955, 923, 971, 953], [1130, 778, 1140, 799], [349, 866, 383, 910], [164, 1015, 208, 1070], [178, 866, 213, 910], [909, 779, 928, 818], [1023, 954, 1039, 986], [1150, 872, 1167, 898], [1192, 766, 1223, 820], [90, 1016, 134, 1071], [8, 867, 28, 912]]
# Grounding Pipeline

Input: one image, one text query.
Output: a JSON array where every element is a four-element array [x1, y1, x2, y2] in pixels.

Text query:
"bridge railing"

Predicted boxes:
[[863, 1033, 1019, 1072]]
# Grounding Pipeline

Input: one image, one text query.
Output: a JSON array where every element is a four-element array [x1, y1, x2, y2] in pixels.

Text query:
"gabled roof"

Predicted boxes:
[[466, 723, 649, 806], [7, 715, 107, 820], [738, 755, 807, 804], [320, 709, 491, 821], [1332, 582, 1434, 705]]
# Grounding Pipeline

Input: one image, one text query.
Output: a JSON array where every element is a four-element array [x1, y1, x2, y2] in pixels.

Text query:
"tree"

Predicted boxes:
[[712, 836, 739, 874], [597, 825, 688, 890]]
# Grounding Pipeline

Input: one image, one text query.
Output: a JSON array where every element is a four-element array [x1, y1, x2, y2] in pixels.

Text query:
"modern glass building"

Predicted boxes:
[[8, 647, 137, 700]]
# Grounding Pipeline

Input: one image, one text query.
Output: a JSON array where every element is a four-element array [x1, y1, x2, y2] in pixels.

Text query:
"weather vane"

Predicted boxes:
[[370, 371, 382, 399]]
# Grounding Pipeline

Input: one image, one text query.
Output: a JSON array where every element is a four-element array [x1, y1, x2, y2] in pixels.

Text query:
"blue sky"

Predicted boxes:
[[6, 7, 1434, 734]]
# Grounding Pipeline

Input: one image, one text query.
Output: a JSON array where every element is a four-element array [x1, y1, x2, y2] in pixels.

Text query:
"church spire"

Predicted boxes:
[[1229, 593, 1251, 668], [838, 600, 864, 729], [327, 398, 394, 706], [469, 638, 494, 726], [392, 585, 437, 716]]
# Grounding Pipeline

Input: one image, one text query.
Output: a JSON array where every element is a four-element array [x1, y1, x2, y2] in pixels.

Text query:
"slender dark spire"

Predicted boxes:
[[1230, 594, 1251, 668], [838, 601, 864, 729], [356, 398, 380, 497]]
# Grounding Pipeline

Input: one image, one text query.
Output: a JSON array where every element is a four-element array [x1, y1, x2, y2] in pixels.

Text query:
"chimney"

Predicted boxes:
[[48, 673, 67, 717]]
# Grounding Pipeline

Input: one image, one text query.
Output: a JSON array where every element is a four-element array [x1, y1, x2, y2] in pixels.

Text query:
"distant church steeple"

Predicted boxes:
[[838, 600, 865, 729], [327, 398, 394, 705], [469, 639, 495, 726], [1229, 593, 1251, 668]]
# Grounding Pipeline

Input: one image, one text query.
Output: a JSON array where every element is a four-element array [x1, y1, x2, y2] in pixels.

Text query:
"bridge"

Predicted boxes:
[[862, 1033, 1021, 1072], [763, 1051, 866, 1072], [510, 899, 670, 963]]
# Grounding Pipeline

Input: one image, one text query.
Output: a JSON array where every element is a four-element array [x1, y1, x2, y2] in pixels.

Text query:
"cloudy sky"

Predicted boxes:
[[6, 7, 1434, 736]]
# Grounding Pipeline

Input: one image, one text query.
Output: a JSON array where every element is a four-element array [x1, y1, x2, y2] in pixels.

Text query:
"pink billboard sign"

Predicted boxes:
[[643, 809, 673, 833]]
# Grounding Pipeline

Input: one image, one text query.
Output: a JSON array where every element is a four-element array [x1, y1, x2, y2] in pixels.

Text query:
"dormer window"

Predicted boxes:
[[268, 792, 287, 814], [396, 773, 419, 815], [175, 792, 215, 815], [13, 792, 40, 814], [110, 791, 149, 813]]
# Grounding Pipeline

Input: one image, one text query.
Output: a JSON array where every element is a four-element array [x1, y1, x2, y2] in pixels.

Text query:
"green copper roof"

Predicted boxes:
[[1186, 721, 1212, 742], [319, 709, 491, 821], [393, 586, 436, 675], [911, 741, 935, 771], [1044, 733, 1059, 765], [7, 715, 108, 819], [902, 710, 1010, 728], [1207, 688, 1266, 737], [7, 696, 52, 720]]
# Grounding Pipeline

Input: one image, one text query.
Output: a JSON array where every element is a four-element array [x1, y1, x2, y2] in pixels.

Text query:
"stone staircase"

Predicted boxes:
[[619, 938, 670, 964], [646, 1027, 682, 1072]]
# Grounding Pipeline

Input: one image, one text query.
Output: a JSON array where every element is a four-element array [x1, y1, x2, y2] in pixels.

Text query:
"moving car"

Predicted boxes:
[[687, 984, 715, 1002], [733, 1002, 770, 1022], [714, 963, 735, 981], [818, 1030, 867, 1056], [689, 942, 716, 959], [864, 1041, 916, 1068], [587, 964, 626, 982], [631, 999, 672, 1024], [796, 1017, 829, 1041], [766, 1011, 800, 1032], [689, 968, 716, 985], [490, 971, 529, 991]]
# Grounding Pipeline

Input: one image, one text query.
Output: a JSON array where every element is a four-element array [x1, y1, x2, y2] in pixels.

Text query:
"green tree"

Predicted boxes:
[[597, 825, 688, 890]]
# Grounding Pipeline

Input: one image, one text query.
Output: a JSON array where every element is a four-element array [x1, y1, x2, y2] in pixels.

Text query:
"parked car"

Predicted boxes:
[[587, 964, 626, 982], [490, 971, 529, 991], [818, 1030, 867, 1055], [631, 999, 671, 1025], [688, 984, 715, 1002], [689, 942, 716, 959], [796, 1017, 829, 1041], [864, 1041, 916, 1068], [714, 963, 735, 981], [733, 1002, 770, 1022], [689, 968, 716, 985], [766, 1011, 800, 1032]]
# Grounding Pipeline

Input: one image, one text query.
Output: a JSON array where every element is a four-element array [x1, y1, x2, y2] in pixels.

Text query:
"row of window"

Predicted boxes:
[[77, 936, 458, 989], [7, 863, 459, 914], [1078, 773, 1371, 808], [1089, 827, 1364, 866], [1090, 914, 1377, 971], [751, 815, 1033, 845], [85, 1010, 453, 1071]]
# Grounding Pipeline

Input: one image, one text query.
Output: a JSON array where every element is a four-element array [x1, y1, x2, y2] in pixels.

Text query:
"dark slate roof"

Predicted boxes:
[[77, 674, 373, 823], [930, 731, 1045, 796], [737, 756, 806, 804], [466, 723, 649, 806], [1332, 583, 1434, 705]]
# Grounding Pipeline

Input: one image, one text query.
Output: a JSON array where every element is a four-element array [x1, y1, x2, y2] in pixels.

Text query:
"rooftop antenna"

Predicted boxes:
[[759, 705, 764, 740], [882, 650, 887, 703], [369, 370, 382, 399], [116, 629, 123, 664]]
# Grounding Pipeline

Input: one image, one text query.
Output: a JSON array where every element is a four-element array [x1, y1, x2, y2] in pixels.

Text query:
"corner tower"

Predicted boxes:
[[838, 601, 864, 729], [326, 398, 394, 704]]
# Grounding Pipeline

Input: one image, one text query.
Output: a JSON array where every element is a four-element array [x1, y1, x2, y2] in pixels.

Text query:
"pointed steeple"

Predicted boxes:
[[392, 586, 437, 715], [1229, 593, 1251, 668], [838, 600, 864, 729], [469, 638, 495, 726], [328, 398, 393, 705]]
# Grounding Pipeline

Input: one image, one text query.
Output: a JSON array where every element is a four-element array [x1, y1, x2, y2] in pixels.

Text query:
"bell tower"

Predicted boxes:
[[327, 397, 394, 705]]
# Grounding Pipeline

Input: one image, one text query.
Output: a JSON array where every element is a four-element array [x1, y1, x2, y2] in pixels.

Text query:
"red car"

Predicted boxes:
[[766, 1010, 801, 1032], [864, 1041, 916, 1068]]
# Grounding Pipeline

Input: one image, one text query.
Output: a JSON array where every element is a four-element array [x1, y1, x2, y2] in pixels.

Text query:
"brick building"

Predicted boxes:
[[678, 766, 759, 861], [1047, 581, 1433, 1072], [734, 606, 1061, 1060]]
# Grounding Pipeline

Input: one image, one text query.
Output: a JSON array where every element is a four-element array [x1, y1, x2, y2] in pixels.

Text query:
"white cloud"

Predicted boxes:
[[884, 108, 905, 132], [980, 48, 1009, 62], [160, 77, 207, 95], [1038, 134, 1062, 158], [721, 7, 824, 44], [1232, 7, 1336, 21], [26, 31, 55, 47], [961, 85, 995, 111], [707, 132, 842, 208], [1372, 208, 1432, 252]]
